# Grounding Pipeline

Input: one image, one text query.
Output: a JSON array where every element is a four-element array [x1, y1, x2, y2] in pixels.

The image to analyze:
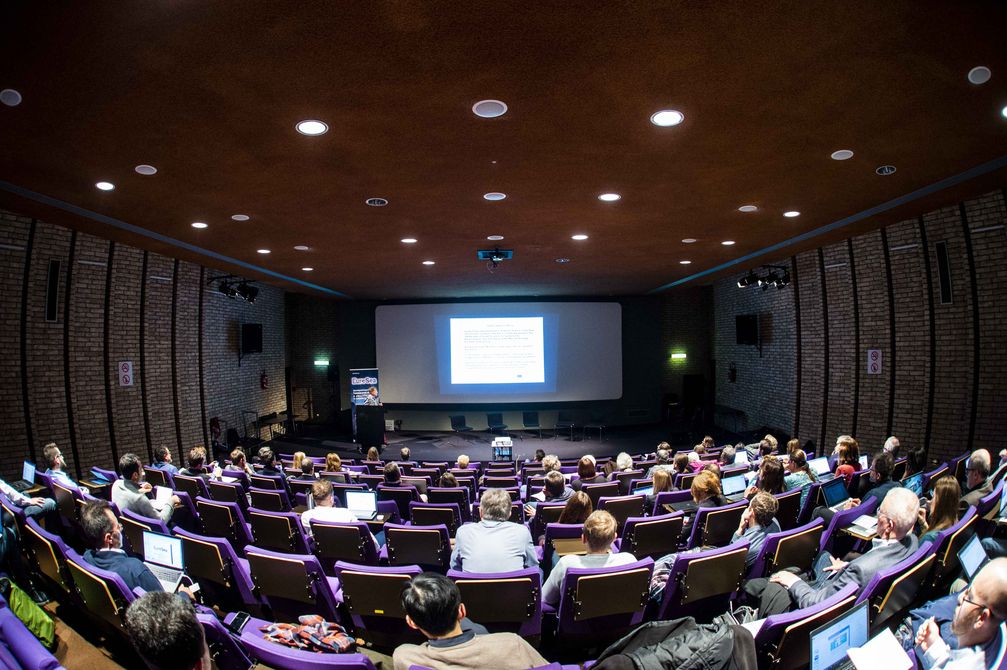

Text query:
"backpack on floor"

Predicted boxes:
[[0, 576, 56, 650]]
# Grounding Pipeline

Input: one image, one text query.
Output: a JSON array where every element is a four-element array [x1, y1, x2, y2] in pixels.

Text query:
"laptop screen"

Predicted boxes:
[[810, 601, 869, 670], [345, 490, 377, 515], [722, 475, 747, 496], [809, 457, 831, 476], [735, 451, 749, 465], [142, 531, 183, 570], [633, 485, 654, 496], [822, 478, 850, 507], [22, 461, 35, 483], [1000, 480, 1007, 516], [958, 534, 988, 581]]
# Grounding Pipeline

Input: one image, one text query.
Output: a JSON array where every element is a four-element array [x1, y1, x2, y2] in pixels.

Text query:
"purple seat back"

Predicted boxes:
[[656, 542, 749, 621], [63, 547, 136, 633], [334, 561, 425, 646], [755, 583, 859, 670], [651, 489, 692, 516], [686, 499, 749, 549], [555, 557, 654, 639], [426, 488, 471, 521], [249, 473, 287, 491], [311, 520, 380, 570], [196, 497, 255, 549], [224, 612, 377, 669], [198, 611, 254, 670], [173, 526, 261, 613], [747, 518, 824, 580], [245, 545, 341, 622], [408, 502, 462, 536], [542, 523, 586, 573], [922, 463, 950, 493], [22, 517, 77, 604], [772, 488, 803, 530], [855, 541, 935, 631], [174, 474, 211, 500], [796, 481, 824, 525], [447, 567, 542, 637], [377, 485, 420, 520], [246, 506, 310, 554], [820, 497, 879, 554], [248, 486, 292, 512], [0, 606, 62, 670], [90, 466, 119, 483], [928, 506, 978, 594], [119, 507, 171, 556]]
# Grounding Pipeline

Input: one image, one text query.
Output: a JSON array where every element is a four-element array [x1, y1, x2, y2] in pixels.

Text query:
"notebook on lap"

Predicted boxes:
[[810, 600, 869, 670], [142, 530, 185, 593], [345, 490, 378, 520]]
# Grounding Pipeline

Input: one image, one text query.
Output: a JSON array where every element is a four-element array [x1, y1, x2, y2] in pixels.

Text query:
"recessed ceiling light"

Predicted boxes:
[[365, 197, 388, 207], [598, 193, 621, 202], [487, 235, 504, 241], [294, 245, 310, 251], [257, 249, 270, 254], [571, 234, 589, 241], [422, 260, 436, 265], [401, 238, 417, 244], [295, 120, 328, 135], [722, 240, 736, 246], [483, 192, 507, 201], [302, 267, 314, 272], [784, 211, 801, 218], [555, 258, 570, 263], [650, 110, 685, 127], [682, 238, 697, 244], [134, 164, 157, 175], [0, 89, 22, 107], [191, 222, 208, 229], [680, 260, 692, 265], [830, 149, 854, 161], [1002, 105, 1007, 120], [968, 66, 991, 85], [738, 205, 758, 213], [231, 214, 250, 221], [876, 165, 897, 176], [95, 181, 115, 191], [472, 100, 508, 118]]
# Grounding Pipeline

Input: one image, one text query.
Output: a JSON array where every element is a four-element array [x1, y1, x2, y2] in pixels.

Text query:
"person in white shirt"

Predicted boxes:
[[541, 510, 637, 606], [916, 557, 1007, 669], [111, 453, 180, 524], [301, 480, 382, 548]]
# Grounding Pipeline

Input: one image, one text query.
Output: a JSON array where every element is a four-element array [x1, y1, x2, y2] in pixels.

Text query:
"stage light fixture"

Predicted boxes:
[[235, 282, 259, 304], [219, 282, 238, 299], [210, 275, 259, 304], [737, 271, 758, 288], [739, 265, 791, 291]]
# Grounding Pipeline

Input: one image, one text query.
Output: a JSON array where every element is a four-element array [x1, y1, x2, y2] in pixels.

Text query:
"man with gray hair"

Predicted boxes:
[[759, 487, 920, 615], [450, 488, 537, 573], [646, 449, 676, 479], [961, 449, 993, 509]]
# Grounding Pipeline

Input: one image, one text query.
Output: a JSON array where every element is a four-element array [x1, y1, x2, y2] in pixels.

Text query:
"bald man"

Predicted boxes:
[[915, 557, 1007, 669]]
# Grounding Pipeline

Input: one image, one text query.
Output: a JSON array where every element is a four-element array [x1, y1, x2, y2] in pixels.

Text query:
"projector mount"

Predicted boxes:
[[477, 247, 513, 273]]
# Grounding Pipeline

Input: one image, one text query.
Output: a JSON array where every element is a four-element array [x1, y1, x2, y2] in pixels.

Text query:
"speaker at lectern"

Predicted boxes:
[[356, 405, 385, 450]]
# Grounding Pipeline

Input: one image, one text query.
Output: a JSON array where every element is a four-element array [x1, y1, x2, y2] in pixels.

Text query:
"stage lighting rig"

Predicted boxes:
[[737, 265, 791, 290], [208, 275, 260, 303]]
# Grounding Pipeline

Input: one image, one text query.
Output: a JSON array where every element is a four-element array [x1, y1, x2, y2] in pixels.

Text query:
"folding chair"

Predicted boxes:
[[448, 568, 542, 638]]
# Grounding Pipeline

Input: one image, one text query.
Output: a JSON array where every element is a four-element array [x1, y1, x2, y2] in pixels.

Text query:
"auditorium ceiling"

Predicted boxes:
[[1, 2, 1007, 299]]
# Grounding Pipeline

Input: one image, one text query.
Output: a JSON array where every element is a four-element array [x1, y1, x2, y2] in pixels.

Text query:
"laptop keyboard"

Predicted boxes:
[[146, 562, 182, 585]]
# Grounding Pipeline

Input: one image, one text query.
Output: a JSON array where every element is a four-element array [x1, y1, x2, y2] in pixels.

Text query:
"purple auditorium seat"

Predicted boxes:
[[376, 485, 421, 521], [653, 542, 749, 622], [174, 473, 211, 500], [223, 612, 377, 670], [597, 495, 646, 535], [357, 474, 385, 490], [334, 561, 425, 647], [685, 499, 749, 549], [581, 481, 620, 508], [143, 466, 174, 489], [754, 582, 859, 670], [618, 512, 684, 558], [410, 666, 580, 670], [408, 502, 463, 537], [949, 452, 970, 483], [119, 507, 171, 558], [248, 486, 292, 512], [795, 481, 825, 526], [426, 488, 471, 521], [311, 520, 381, 572], [977, 479, 1005, 535], [447, 567, 542, 638], [746, 519, 824, 580], [0, 493, 28, 536], [63, 548, 136, 635], [196, 497, 255, 551], [541, 523, 587, 573], [927, 506, 978, 597], [382, 523, 451, 571], [48, 478, 83, 537], [208, 479, 249, 511], [846, 470, 872, 498], [197, 612, 254, 670], [22, 518, 77, 605], [171, 490, 200, 532], [249, 473, 287, 492], [613, 470, 645, 495], [244, 545, 342, 622], [819, 497, 879, 555], [173, 527, 262, 616], [90, 466, 118, 483], [529, 503, 567, 544], [247, 507, 311, 554], [545, 557, 654, 645], [220, 469, 250, 490], [921, 463, 949, 494], [0, 602, 63, 670], [856, 541, 935, 633], [650, 489, 692, 516], [772, 489, 803, 530]]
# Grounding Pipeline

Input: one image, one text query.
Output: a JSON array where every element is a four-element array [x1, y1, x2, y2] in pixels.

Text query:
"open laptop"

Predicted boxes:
[[821, 477, 851, 511], [859, 455, 869, 470], [633, 483, 654, 496], [10, 461, 36, 492], [345, 489, 378, 520], [722, 475, 748, 502], [142, 530, 185, 593], [957, 533, 989, 581], [810, 600, 870, 670], [809, 457, 834, 481]]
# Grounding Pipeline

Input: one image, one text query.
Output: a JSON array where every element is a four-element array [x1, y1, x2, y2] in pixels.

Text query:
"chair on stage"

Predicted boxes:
[[486, 412, 508, 435], [449, 415, 474, 435], [522, 411, 543, 438], [553, 411, 578, 441]]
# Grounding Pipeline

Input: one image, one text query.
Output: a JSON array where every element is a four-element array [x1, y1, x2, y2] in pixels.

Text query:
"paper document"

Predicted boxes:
[[152, 485, 172, 510], [847, 628, 912, 670]]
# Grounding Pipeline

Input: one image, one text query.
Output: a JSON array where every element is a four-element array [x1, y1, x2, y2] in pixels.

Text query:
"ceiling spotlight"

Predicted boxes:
[[365, 197, 389, 206], [422, 260, 436, 265], [571, 234, 589, 241], [256, 249, 270, 254], [679, 260, 691, 265], [555, 258, 571, 263], [682, 238, 697, 244], [472, 99, 508, 118], [95, 181, 115, 191], [738, 205, 758, 213], [1001, 105, 1007, 120], [235, 282, 259, 303], [0, 88, 23, 107], [598, 193, 621, 202], [487, 235, 505, 241], [967, 66, 991, 85], [191, 222, 208, 229], [231, 214, 250, 221], [294, 245, 310, 251], [134, 164, 157, 175], [650, 109, 685, 127], [784, 211, 801, 218], [295, 120, 328, 135], [722, 240, 735, 246], [760, 271, 779, 291], [302, 267, 314, 272], [737, 270, 758, 288], [876, 165, 897, 176], [400, 238, 418, 244], [483, 192, 507, 201], [830, 150, 854, 161]]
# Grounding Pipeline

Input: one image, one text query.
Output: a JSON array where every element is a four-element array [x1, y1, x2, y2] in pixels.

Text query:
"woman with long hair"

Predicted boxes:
[[325, 452, 342, 472], [366, 446, 380, 462], [920, 476, 961, 544], [558, 491, 593, 525], [746, 455, 785, 498], [647, 469, 674, 510], [784, 449, 817, 507]]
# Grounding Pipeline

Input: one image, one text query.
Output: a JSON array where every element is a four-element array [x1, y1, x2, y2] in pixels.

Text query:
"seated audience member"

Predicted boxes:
[[439, 471, 458, 488], [783, 449, 817, 507], [325, 452, 343, 474], [557, 491, 593, 525], [151, 446, 179, 475], [125, 591, 210, 670], [178, 446, 214, 479], [290, 451, 307, 473], [786, 438, 801, 460], [451, 488, 537, 573], [365, 446, 381, 462], [861, 451, 901, 504], [645, 449, 676, 479], [571, 455, 606, 490], [257, 446, 282, 476], [703, 462, 722, 479], [301, 480, 382, 548], [608, 452, 634, 480], [112, 453, 179, 524], [758, 488, 919, 616], [701, 436, 716, 451], [531, 449, 546, 463], [826, 434, 854, 471], [883, 435, 901, 459], [647, 469, 674, 510], [540, 454, 561, 474], [745, 434, 778, 462], [832, 437, 861, 486], [919, 475, 961, 544], [43, 442, 81, 490], [393, 572, 547, 670], [228, 448, 255, 476], [961, 449, 993, 509], [384, 461, 427, 500], [0, 476, 56, 521], [681, 470, 726, 540], [902, 446, 928, 496], [456, 454, 471, 469], [672, 452, 690, 478], [288, 458, 318, 482], [732, 492, 780, 567], [80, 499, 193, 598], [745, 455, 785, 499], [529, 470, 573, 506], [912, 558, 1007, 670], [400, 446, 410, 461], [719, 445, 737, 466], [542, 511, 637, 605]]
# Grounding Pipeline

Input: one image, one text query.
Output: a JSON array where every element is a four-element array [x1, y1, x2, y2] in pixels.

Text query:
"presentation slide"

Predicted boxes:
[[375, 302, 622, 403]]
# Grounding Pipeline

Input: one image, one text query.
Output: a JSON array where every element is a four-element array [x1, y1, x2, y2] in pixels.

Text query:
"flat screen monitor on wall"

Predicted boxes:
[[736, 314, 759, 346], [375, 302, 623, 404], [241, 323, 263, 355]]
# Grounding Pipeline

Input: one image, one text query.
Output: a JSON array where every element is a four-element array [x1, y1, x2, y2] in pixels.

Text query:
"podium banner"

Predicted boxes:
[[349, 368, 380, 439]]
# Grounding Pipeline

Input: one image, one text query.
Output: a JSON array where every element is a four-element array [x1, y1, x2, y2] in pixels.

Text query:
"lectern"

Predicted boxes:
[[356, 405, 385, 450]]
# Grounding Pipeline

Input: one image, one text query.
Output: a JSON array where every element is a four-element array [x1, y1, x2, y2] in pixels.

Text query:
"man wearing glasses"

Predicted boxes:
[[915, 557, 1007, 669], [961, 449, 993, 510]]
